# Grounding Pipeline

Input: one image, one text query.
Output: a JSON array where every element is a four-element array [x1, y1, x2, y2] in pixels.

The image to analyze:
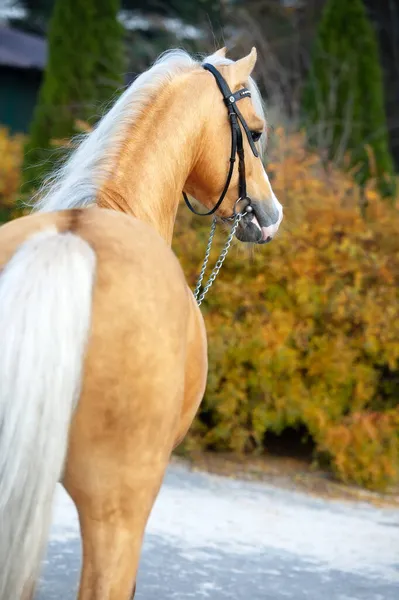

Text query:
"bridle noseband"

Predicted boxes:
[[183, 62, 260, 219]]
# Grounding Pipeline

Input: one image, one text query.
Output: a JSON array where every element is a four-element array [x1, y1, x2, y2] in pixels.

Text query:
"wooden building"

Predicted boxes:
[[0, 25, 46, 133]]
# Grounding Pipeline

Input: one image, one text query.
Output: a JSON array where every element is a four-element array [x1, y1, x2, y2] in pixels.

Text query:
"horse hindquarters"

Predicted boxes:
[[0, 228, 95, 600], [62, 210, 192, 599]]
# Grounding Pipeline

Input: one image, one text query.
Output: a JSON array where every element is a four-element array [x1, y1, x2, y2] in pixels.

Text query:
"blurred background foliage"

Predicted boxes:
[[0, 0, 398, 490], [174, 128, 399, 491]]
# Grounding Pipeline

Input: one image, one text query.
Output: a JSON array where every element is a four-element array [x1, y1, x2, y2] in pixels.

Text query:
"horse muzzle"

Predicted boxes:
[[235, 199, 282, 244]]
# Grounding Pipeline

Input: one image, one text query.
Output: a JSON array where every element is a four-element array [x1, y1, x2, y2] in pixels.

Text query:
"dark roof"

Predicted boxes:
[[0, 25, 46, 70]]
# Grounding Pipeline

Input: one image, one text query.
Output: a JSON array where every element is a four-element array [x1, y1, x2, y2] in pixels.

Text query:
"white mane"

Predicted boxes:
[[33, 49, 266, 213]]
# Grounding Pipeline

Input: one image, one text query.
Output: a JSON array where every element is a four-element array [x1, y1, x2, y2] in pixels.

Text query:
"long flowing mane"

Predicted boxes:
[[33, 49, 266, 213]]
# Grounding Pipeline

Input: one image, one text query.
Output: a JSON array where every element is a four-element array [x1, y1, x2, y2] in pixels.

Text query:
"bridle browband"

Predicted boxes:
[[183, 62, 260, 218]]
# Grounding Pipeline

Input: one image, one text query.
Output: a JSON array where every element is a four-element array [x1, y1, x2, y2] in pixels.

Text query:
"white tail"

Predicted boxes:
[[0, 228, 96, 599]]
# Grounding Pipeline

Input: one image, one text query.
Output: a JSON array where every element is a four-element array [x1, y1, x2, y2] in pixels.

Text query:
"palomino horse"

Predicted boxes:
[[0, 47, 282, 600]]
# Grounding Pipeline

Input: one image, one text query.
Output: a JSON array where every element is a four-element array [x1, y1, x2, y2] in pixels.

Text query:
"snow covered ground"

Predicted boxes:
[[38, 463, 399, 599]]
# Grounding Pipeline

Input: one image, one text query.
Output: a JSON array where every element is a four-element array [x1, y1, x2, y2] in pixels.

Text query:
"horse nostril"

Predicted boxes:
[[266, 236, 272, 243]]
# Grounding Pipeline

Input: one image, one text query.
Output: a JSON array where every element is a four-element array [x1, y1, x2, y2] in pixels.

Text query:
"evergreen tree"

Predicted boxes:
[[23, 0, 124, 192], [93, 0, 125, 107], [302, 0, 394, 195]]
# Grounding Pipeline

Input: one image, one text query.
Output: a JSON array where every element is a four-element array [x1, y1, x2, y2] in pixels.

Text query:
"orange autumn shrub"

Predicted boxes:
[[321, 411, 399, 490], [0, 121, 90, 223], [0, 128, 24, 222], [173, 128, 399, 491]]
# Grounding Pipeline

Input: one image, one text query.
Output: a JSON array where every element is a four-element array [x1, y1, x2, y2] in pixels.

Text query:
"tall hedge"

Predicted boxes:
[[23, 0, 124, 192], [174, 128, 399, 492], [302, 0, 394, 195]]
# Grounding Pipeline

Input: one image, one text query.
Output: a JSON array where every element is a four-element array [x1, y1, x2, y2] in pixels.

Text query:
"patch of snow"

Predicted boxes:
[[49, 465, 399, 582]]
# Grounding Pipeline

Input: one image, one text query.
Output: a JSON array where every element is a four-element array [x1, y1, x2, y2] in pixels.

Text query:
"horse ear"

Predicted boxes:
[[230, 47, 257, 85], [213, 47, 227, 58]]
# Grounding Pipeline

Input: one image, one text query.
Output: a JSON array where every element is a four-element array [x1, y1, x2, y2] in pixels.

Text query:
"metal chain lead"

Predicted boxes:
[[194, 218, 217, 301], [194, 213, 244, 306]]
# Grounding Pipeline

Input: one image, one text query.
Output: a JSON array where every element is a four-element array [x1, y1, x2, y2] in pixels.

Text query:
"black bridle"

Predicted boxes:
[[183, 62, 260, 218]]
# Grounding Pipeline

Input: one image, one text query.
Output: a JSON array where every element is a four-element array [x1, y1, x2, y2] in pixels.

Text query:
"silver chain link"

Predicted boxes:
[[194, 213, 244, 306]]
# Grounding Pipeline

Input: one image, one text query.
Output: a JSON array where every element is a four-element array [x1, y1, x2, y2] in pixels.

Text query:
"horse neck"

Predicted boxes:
[[97, 73, 205, 246]]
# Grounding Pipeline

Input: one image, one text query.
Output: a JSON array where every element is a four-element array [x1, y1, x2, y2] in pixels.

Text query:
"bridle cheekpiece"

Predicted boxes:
[[185, 61, 263, 306], [183, 62, 260, 219]]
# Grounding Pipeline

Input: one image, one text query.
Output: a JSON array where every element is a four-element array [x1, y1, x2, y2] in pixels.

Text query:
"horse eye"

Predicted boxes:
[[251, 131, 262, 142]]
